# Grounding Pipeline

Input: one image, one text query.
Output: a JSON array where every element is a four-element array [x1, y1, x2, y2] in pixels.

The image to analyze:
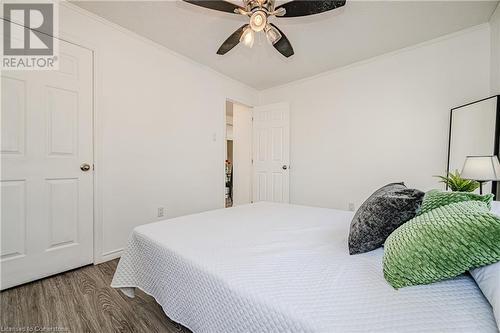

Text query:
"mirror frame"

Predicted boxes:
[[446, 95, 500, 195]]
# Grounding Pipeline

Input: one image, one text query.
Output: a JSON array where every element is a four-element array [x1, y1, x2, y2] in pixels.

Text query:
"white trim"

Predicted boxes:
[[488, 2, 500, 21], [59, 26, 106, 266], [97, 248, 123, 264], [259, 23, 491, 96]]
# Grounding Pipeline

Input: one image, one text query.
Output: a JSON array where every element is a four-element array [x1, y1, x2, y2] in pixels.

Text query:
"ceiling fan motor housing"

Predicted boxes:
[[250, 11, 267, 31], [247, 0, 273, 13]]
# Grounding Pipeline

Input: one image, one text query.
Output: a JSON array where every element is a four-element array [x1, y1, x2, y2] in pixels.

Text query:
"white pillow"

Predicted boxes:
[[490, 201, 500, 216], [470, 263, 500, 328], [469, 201, 500, 327]]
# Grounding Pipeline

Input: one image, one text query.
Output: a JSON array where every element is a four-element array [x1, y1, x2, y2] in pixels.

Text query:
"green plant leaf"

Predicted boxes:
[[434, 170, 480, 192]]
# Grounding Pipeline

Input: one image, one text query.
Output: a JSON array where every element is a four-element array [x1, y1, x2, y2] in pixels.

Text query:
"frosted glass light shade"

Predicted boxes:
[[461, 155, 500, 181], [240, 27, 254, 48], [265, 24, 282, 45]]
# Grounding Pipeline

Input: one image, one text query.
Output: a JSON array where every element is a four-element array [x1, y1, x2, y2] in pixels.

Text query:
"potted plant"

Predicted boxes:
[[435, 170, 480, 192]]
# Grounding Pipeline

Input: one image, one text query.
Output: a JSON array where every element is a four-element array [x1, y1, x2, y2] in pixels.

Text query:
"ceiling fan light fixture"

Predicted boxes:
[[240, 26, 255, 48], [184, 0, 345, 58], [250, 11, 267, 32], [265, 24, 281, 45]]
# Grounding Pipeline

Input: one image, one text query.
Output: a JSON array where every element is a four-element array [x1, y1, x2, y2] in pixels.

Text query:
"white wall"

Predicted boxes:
[[58, 4, 258, 262], [490, 3, 500, 94], [259, 25, 491, 211]]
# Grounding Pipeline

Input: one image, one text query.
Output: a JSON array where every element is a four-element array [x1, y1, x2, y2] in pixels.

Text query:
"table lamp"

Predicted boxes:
[[461, 155, 500, 195]]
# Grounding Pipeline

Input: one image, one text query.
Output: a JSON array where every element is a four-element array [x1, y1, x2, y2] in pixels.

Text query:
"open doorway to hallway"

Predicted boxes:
[[225, 100, 253, 207]]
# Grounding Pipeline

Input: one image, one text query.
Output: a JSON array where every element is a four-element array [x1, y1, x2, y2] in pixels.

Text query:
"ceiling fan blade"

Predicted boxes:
[[184, 0, 244, 14], [275, 0, 346, 17], [217, 24, 248, 55], [269, 24, 294, 58]]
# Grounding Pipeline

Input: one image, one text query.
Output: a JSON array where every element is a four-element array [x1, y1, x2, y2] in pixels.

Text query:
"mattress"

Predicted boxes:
[[111, 202, 498, 333]]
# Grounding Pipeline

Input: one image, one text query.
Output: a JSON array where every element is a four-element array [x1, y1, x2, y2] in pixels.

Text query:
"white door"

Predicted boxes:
[[252, 102, 290, 203], [1, 40, 93, 289]]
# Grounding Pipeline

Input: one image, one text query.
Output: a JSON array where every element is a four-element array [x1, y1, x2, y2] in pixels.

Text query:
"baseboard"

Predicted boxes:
[[95, 248, 123, 264]]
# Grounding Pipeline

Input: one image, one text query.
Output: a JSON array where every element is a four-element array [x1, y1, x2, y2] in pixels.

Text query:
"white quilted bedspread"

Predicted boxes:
[[111, 202, 498, 333]]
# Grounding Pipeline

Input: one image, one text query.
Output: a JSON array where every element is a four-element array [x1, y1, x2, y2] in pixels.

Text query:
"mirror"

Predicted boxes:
[[447, 95, 500, 195]]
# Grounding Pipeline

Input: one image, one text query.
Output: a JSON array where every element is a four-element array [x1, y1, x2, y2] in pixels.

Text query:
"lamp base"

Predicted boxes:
[[478, 181, 488, 195]]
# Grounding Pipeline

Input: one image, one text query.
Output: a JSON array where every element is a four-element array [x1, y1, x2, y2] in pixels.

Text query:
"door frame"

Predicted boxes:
[[57, 30, 103, 264], [1, 14, 100, 264], [223, 99, 254, 207]]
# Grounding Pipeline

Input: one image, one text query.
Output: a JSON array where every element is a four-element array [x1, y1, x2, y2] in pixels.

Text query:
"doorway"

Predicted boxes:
[[225, 101, 253, 207]]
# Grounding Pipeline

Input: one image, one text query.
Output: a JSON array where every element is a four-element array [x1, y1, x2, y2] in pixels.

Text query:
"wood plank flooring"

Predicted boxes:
[[0, 259, 192, 333]]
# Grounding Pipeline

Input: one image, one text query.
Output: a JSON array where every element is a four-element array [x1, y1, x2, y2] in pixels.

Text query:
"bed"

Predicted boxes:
[[111, 202, 498, 332]]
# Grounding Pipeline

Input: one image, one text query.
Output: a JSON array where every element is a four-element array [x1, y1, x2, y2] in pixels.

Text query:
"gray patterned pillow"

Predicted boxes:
[[348, 182, 424, 255]]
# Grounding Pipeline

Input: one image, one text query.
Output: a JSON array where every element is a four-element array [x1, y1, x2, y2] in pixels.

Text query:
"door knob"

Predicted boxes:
[[282, 165, 288, 170], [80, 163, 91, 172]]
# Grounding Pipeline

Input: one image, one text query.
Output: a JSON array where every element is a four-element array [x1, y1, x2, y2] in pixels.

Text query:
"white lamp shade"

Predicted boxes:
[[461, 155, 500, 181]]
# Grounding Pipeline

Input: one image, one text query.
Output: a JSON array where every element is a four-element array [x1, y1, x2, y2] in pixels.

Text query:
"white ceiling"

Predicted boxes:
[[73, 1, 498, 90]]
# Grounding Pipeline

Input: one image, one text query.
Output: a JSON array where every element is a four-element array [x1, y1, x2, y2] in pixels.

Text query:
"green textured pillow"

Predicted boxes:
[[418, 189, 494, 215], [383, 200, 500, 289]]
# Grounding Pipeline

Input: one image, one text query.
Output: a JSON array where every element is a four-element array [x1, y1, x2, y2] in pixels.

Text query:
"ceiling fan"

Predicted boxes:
[[184, 0, 346, 58]]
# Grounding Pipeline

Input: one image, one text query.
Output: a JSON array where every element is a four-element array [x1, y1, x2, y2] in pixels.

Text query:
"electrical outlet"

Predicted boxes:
[[157, 207, 165, 218], [348, 203, 355, 211]]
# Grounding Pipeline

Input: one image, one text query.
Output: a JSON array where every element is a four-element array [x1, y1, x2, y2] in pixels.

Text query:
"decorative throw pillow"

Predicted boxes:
[[469, 201, 500, 328], [470, 262, 500, 328], [418, 189, 494, 216], [348, 182, 424, 255], [383, 201, 500, 289]]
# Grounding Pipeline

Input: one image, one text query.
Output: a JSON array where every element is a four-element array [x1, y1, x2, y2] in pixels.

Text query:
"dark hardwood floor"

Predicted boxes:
[[0, 259, 192, 333]]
